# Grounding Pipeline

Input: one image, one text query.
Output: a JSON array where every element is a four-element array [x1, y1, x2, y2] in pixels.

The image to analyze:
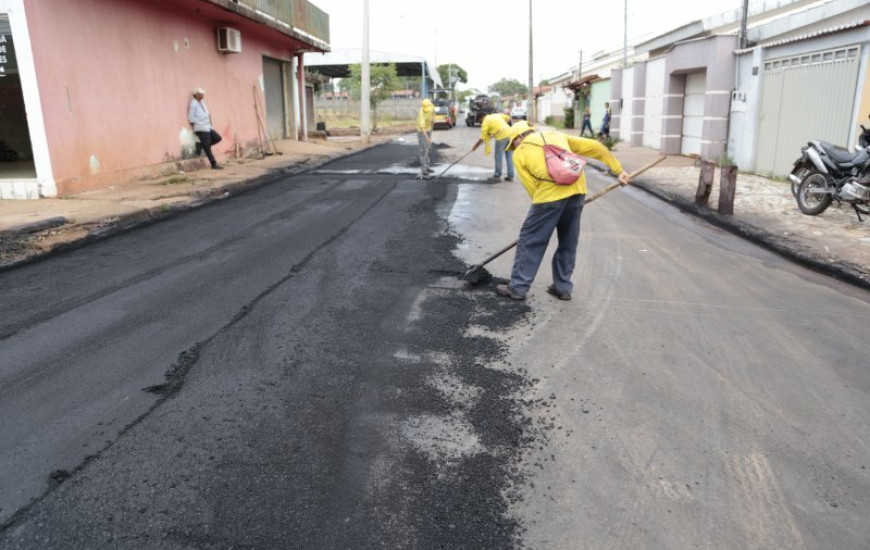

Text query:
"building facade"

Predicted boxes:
[[0, 0, 329, 199]]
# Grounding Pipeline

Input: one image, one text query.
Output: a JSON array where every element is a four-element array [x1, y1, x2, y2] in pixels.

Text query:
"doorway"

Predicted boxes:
[[262, 57, 287, 141], [0, 15, 35, 180]]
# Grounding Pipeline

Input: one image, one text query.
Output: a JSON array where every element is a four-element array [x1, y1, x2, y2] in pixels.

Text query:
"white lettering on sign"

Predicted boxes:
[[0, 35, 7, 76]]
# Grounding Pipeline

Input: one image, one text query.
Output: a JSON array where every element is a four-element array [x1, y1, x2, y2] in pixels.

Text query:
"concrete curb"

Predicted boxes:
[[584, 156, 870, 290], [0, 141, 389, 274], [630, 180, 870, 292]]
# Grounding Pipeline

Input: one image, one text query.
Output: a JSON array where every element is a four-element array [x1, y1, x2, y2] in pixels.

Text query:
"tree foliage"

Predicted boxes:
[[436, 64, 468, 87], [348, 63, 402, 108], [488, 78, 529, 97], [347, 64, 402, 128]]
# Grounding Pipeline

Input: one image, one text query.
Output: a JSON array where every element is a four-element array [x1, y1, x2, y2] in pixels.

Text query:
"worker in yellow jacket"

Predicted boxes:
[[416, 98, 435, 178], [471, 112, 513, 182], [496, 121, 630, 301]]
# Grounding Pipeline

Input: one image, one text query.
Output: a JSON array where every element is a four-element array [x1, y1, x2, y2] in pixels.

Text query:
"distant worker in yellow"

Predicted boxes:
[[416, 98, 435, 179], [471, 111, 513, 182]]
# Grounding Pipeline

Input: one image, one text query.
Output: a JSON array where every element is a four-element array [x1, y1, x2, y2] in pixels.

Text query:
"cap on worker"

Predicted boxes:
[[192, 87, 206, 96], [421, 98, 434, 111], [506, 120, 534, 151]]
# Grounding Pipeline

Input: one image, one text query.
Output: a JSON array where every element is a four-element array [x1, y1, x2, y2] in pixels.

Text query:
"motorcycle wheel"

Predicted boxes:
[[856, 202, 870, 215], [796, 172, 832, 215], [790, 165, 811, 198]]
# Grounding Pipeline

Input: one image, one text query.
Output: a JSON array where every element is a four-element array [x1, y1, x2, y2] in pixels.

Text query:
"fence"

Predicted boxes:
[[316, 98, 420, 122]]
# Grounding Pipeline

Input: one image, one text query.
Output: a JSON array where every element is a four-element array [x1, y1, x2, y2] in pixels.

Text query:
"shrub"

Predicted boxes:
[[563, 106, 575, 129], [598, 135, 622, 150]]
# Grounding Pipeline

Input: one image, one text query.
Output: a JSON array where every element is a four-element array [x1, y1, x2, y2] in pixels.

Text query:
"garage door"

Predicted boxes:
[[680, 72, 705, 156], [643, 57, 665, 149], [262, 57, 286, 140], [756, 45, 861, 176]]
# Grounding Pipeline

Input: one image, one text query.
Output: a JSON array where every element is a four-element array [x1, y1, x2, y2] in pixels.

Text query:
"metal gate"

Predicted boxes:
[[262, 57, 286, 140], [589, 80, 611, 134], [756, 45, 861, 176], [681, 72, 705, 156]]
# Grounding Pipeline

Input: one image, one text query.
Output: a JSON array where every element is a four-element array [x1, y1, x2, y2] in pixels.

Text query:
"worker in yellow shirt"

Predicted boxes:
[[495, 121, 630, 301], [416, 98, 435, 179], [471, 112, 514, 182]]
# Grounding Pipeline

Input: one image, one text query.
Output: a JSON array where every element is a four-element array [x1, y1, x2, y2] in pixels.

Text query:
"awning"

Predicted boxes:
[[564, 74, 601, 91], [303, 48, 442, 88]]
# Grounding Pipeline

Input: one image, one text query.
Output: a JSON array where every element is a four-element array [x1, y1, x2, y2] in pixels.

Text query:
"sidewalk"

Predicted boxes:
[[1, 135, 869, 289]]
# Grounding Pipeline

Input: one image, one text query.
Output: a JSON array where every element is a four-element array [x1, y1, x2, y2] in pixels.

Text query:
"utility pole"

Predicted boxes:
[[528, 0, 534, 123], [623, 0, 628, 68], [739, 0, 749, 49], [360, 0, 371, 143]]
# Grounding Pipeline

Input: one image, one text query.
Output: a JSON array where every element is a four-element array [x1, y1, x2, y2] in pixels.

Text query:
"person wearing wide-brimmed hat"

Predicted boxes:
[[495, 120, 629, 301], [416, 98, 435, 178]]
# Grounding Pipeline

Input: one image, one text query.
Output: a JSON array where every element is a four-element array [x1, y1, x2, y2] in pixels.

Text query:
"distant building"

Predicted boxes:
[[537, 0, 870, 176], [0, 0, 330, 199]]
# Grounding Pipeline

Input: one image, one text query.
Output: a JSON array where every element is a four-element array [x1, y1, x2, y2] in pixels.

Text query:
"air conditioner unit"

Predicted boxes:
[[217, 27, 242, 53]]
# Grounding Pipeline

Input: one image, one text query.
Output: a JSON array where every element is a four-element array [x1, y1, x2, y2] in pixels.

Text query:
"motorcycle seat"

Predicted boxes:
[[816, 141, 864, 164]]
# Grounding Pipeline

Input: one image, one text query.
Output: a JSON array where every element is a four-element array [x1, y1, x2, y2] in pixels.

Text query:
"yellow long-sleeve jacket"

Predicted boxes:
[[480, 113, 512, 155], [416, 99, 435, 133], [513, 131, 624, 204]]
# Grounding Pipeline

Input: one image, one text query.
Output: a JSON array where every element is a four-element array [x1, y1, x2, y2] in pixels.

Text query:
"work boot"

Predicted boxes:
[[496, 284, 525, 300], [488, 175, 502, 183], [546, 285, 571, 301], [212, 164, 224, 170], [504, 176, 514, 182]]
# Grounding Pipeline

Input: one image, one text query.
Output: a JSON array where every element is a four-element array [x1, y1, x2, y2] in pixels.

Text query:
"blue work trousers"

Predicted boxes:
[[493, 138, 514, 178], [509, 193, 586, 296]]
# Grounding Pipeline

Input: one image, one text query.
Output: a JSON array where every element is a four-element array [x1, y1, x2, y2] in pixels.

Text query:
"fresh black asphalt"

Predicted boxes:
[[0, 142, 546, 548]]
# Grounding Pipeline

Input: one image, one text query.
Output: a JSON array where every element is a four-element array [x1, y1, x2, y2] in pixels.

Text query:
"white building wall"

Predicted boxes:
[[728, 49, 763, 171], [643, 57, 666, 149], [619, 67, 635, 139]]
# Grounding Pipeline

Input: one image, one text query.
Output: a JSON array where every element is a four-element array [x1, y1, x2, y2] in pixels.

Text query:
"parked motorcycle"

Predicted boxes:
[[789, 122, 870, 220]]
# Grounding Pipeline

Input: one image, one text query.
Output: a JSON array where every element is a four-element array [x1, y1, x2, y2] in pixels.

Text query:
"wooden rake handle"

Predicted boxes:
[[463, 155, 668, 276], [585, 155, 668, 204]]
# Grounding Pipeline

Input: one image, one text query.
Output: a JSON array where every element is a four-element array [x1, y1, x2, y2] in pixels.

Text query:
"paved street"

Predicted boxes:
[[1, 126, 869, 548]]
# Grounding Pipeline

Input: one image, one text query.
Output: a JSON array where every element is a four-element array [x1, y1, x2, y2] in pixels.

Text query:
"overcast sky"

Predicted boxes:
[[310, 0, 747, 91]]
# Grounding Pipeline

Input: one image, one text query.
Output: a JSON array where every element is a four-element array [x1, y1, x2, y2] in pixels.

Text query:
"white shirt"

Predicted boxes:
[[188, 99, 212, 132]]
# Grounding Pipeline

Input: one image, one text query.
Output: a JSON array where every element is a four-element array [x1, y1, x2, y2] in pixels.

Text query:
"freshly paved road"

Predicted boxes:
[[2, 126, 869, 549]]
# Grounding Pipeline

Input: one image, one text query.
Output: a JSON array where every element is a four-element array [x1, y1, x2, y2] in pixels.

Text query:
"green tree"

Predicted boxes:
[[436, 64, 468, 88], [348, 63, 402, 128], [488, 78, 528, 97]]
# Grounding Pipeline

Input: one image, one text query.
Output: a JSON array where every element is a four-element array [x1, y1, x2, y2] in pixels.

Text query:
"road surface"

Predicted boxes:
[[1, 126, 869, 549]]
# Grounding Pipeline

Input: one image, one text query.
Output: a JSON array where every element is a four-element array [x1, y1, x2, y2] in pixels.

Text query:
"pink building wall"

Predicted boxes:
[[25, 0, 308, 194]]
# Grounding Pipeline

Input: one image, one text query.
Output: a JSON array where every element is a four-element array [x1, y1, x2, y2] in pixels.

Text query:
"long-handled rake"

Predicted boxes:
[[434, 149, 474, 179], [461, 155, 668, 282]]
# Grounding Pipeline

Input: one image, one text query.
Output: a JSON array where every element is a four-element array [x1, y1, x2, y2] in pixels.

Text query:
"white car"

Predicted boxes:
[[510, 106, 527, 120]]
